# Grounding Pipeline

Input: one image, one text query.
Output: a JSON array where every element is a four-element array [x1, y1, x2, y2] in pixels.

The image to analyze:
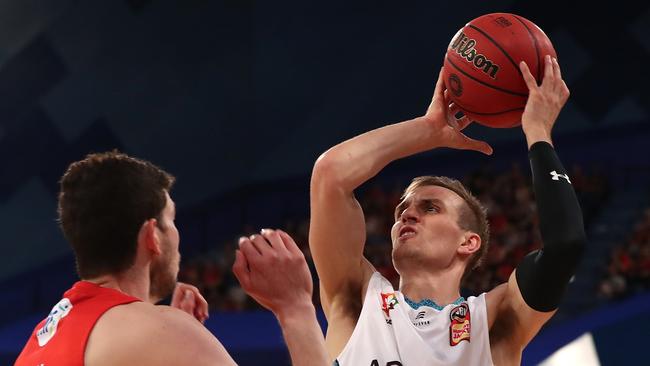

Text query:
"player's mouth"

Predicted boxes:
[[399, 226, 417, 241]]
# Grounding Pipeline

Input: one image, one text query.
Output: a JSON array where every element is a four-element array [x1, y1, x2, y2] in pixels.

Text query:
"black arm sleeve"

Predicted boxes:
[[515, 141, 587, 312]]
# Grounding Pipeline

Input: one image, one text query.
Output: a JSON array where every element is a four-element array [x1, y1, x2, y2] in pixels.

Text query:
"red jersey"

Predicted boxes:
[[14, 281, 140, 366]]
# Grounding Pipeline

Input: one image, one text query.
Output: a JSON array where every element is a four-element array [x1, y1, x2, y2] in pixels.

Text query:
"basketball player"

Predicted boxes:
[[309, 55, 585, 365], [14, 152, 327, 366]]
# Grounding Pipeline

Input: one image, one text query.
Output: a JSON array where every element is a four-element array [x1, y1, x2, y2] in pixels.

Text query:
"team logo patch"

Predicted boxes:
[[380, 292, 399, 318], [449, 302, 470, 346], [37, 298, 73, 346]]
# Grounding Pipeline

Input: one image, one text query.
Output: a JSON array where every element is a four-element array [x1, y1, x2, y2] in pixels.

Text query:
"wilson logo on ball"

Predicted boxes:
[[449, 31, 500, 79]]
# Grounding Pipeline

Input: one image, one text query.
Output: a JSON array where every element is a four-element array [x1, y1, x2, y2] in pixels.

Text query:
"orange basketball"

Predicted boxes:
[[442, 13, 556, 128]]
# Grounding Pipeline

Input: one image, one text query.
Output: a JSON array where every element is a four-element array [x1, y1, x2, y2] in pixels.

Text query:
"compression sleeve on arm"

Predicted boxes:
[[515, 141, 587, 312]]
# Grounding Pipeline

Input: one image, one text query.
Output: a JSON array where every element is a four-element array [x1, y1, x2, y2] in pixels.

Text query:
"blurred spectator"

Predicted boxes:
[[599, 207, 650, 301]]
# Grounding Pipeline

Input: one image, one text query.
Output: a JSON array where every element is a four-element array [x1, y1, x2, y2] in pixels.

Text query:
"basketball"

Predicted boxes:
[[442, 13, 557, 128]]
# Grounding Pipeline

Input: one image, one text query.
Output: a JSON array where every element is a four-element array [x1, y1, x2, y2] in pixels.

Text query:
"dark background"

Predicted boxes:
[[0, 0, 648, 365]]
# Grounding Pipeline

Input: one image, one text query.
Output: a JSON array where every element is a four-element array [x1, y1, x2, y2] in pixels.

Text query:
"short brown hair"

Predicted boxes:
[[402, 176, 489, 279], [58, 151, 175, 279]]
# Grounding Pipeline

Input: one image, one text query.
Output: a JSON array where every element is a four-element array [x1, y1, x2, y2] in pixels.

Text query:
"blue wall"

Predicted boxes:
[[523, 293, 650, 365]]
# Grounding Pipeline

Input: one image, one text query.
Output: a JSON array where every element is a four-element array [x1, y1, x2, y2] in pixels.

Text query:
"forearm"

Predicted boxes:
[[515, 141, 586, 311], [523, 126, 553, 149], [275, 304, 329, 366], [530, 141, 586, 248], [313, 116, 439, 192]]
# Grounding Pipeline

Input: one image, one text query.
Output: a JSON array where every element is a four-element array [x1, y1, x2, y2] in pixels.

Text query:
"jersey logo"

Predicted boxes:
[[449, 302, 470, 346], [380, 292, 399, 318], [550, 170, 571, 183], [36, 298, 73, 346]]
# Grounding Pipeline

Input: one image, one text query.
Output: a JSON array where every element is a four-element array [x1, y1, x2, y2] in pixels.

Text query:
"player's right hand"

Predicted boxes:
[[424, 67, 493, 156]]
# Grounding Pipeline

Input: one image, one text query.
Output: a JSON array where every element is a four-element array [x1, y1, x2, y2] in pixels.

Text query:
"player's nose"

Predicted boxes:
[[400, 206, 420, 224]]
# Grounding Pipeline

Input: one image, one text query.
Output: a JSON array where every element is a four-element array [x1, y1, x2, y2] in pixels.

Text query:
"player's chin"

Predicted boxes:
[[392, 243, 418, 264]]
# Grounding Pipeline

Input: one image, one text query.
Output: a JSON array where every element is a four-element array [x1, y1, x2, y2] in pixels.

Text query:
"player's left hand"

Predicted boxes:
[[171, 282, 209, 323], [519, 55, 570, 144]]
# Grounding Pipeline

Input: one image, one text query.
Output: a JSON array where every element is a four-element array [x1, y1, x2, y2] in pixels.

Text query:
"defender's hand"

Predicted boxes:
[[233, 229, 313, 317], [171, 282, 209, 323]]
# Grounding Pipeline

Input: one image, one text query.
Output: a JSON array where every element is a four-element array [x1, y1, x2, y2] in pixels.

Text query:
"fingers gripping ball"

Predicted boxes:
[[442, 13, 556, 128]]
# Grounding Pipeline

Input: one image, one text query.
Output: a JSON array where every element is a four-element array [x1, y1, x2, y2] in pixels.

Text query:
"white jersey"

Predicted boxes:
[[335, 272, 493, 366]]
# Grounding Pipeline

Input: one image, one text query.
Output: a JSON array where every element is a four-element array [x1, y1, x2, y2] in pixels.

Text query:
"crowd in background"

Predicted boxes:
[[598, 207, 650, 301], [178, 164, 615, 312]]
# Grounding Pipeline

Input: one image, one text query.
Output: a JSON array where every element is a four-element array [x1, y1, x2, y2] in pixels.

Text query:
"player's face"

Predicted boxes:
[[390, 185, 467, 273], [150, 191, 180, 300]]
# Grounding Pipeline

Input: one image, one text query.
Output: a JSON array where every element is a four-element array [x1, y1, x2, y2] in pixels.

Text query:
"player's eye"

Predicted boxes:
[[425, 204, 440, 213]]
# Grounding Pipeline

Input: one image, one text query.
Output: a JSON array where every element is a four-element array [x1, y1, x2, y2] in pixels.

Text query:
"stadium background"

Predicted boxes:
[[0, 0, 648, 365]]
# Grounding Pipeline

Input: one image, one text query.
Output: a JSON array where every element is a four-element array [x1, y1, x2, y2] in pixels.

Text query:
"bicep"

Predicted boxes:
[[309, 168, 369, 304]]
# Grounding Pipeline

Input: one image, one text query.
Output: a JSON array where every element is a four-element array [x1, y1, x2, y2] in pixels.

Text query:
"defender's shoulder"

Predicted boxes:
[[86, 302, 235, 366]]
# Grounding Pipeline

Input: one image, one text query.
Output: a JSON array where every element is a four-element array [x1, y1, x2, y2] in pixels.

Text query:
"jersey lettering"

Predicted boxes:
[[370, 360, 402, 366]]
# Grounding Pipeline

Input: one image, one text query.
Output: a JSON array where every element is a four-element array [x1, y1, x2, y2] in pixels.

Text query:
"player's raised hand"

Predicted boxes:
[[232, 229, 313, 316], [519, 55, 570, 147], [424, 67, 493, 156]]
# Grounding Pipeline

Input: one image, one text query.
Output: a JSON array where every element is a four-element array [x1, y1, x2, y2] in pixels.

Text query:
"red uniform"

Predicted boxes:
[[14, 281, 140, 366]]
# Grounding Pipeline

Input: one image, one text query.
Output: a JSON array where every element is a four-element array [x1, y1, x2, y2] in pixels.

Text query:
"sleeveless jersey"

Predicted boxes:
[[335, 272, 493, 366], [15, 281, 140, 366]]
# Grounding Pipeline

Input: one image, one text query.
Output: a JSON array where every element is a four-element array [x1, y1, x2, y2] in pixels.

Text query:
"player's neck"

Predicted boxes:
[[398, 268, 462, 306], [84, 266, 151, 302]]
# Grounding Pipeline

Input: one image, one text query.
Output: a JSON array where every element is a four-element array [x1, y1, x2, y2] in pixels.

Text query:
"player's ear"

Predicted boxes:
[[138, 219, 161, 255], [458, 232, 481, 256]]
